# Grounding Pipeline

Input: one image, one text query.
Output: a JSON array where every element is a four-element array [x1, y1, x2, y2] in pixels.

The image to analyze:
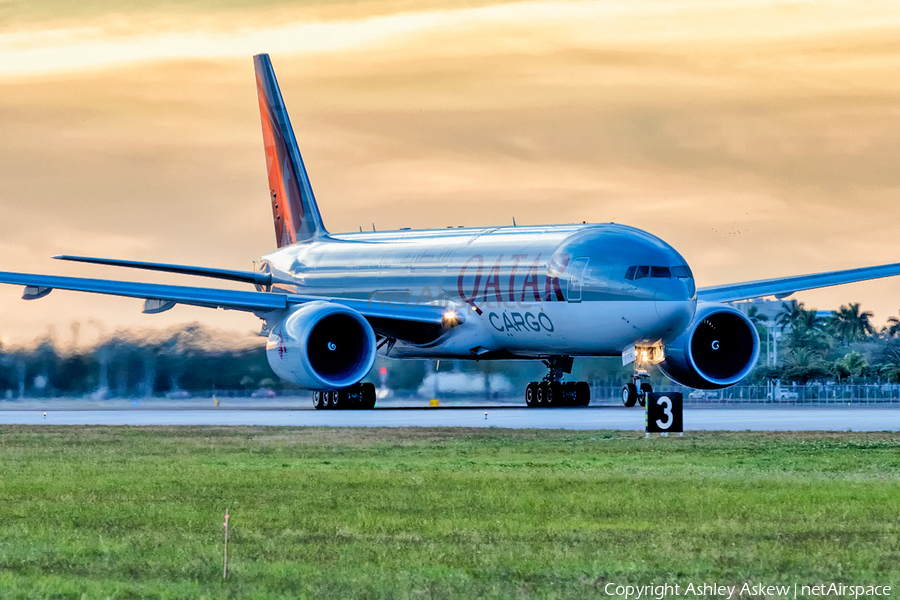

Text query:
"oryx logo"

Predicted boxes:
[[277, 333, 288, 359]]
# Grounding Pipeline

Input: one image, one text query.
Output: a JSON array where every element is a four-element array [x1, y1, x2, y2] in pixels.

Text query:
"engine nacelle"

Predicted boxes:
[[266, 302, 377, 389], [658, 303, 760, 390]]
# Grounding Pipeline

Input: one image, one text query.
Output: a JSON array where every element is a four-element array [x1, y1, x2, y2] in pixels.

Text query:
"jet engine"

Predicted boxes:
[[266, 302, 377, 389], [658, 303, 760, 390]]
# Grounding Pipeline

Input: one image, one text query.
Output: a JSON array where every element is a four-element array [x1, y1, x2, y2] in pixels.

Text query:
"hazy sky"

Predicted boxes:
[[1, 0, 900, 347]]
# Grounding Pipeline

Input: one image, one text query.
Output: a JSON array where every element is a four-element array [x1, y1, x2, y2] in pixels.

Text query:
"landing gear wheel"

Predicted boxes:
[[622, 383, 637, 407], [360, 382, 376, 409], [322, 390, 334, 409], [639, 383, 652, 407], [537, 382, 549, 406], [575, 381, 590, 406], [547, 381, 562, 406], [332, 389, 347, 410], [525, 382, 538, 407], [525, 378, 590, 408], [563, 382, 576, 406], [313, 391, 326, 410]]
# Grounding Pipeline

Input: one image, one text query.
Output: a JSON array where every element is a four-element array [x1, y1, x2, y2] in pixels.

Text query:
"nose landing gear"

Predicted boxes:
[[524, 356, 591, 408], [622, 369, 652, 407]]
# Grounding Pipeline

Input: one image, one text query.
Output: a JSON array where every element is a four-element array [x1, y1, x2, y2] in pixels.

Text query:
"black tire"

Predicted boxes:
[[622, 383, 637, 407], [525, 382, 537, 407], [347, 387, 360, 409], [575, 381, 590, 406], [537, 382, 548, 405], [323, 390, 334, 409], [333, 389, 349, 410], [360, 382, 376, 409], [563, 382, 577, 406], [548, 381, 562, 406], [313, 391, 326, 410], [639, 383, 652, 407]]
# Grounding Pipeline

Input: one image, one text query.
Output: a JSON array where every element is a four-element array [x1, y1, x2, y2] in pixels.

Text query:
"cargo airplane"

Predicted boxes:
[[3, 54, 900, 409]]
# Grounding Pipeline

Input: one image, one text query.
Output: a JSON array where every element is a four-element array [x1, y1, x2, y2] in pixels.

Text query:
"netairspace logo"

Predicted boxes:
[[603, 582, 892, 599]]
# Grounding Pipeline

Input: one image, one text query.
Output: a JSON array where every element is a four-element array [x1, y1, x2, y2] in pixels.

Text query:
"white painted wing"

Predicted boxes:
[[0, 271, 451, 343], [697, 262, 900, 303]]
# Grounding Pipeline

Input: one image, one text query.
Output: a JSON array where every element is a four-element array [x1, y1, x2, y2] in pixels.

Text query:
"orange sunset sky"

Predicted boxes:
[[1, 0, 899, 347]]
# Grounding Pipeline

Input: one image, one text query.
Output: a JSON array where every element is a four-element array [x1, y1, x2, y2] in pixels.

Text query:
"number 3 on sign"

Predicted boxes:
[[655, 396, 673, 429], [646, 392, 683, 433]]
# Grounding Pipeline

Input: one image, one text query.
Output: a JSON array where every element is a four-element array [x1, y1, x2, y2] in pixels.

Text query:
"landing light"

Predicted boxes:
[[442, 309, 461, 329]]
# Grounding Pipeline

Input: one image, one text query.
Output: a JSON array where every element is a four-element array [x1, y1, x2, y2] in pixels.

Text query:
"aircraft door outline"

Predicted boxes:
[[567, 257, 589, 303]]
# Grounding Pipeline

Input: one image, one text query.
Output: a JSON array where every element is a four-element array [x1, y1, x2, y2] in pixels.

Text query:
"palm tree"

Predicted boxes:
[[775, 300, 827, 355], [828, 303, 875, 345], [797, 308, 822, 332], [883, 315, 900, 338], [876, 346, 900, 382], [776, 300, 805, 332], [834, 350, 868, 381], [782, 347, 830, 384]]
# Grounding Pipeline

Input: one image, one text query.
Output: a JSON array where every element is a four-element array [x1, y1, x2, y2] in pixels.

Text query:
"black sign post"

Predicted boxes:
[[646, 392, 683, 434]]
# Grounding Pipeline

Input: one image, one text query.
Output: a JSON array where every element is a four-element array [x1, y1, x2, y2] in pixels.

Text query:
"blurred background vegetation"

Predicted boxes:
[[1, 300, 900, 398]]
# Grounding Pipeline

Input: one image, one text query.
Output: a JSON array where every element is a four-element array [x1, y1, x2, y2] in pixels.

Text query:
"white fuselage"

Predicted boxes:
[[259, 223, 697, 359]]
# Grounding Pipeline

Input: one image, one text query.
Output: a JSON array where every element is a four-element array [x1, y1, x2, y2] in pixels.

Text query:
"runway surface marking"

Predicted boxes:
[[1, 408, 897, 430]]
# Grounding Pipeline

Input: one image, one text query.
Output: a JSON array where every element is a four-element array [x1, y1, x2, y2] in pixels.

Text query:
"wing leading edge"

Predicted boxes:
[[0, 271, 454, 341], [698, 262, 900, 304], [53, 255, 274, 286]]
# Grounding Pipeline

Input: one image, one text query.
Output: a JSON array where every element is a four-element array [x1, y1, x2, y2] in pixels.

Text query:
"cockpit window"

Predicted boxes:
[[626, 264, 693, 281], [670, 265, 693, 279]]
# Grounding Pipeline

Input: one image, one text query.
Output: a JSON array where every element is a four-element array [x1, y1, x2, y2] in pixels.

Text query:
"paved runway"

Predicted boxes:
[[1, 407, 897, 430]]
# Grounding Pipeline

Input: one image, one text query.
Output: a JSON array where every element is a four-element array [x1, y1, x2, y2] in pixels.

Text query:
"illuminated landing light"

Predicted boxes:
[[442, 309, 462, 330]]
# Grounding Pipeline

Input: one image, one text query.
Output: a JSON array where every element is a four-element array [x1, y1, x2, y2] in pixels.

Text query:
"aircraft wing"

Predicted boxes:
[[0, 271, 452, 340], [697, 262, 900, 304]]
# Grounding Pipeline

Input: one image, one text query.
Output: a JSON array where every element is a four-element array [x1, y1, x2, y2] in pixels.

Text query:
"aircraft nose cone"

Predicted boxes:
[[654, 277, 693, 305], [655, 285, 694, 339]]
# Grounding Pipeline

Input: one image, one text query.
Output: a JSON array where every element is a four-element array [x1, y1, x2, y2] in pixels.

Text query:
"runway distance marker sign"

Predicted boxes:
[[646, 392, 683, 433]]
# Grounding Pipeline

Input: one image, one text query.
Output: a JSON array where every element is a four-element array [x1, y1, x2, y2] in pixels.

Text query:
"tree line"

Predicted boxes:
[[747, 301, 900, 384], [0, 324, 278, 398], [2, 302, 899, 398]]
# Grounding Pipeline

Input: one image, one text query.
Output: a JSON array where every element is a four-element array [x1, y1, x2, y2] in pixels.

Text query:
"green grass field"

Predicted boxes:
[[0, 426, 898, 599]]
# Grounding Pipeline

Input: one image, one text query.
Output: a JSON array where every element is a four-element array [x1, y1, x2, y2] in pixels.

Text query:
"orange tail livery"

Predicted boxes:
[[254, 53, 327, 246]]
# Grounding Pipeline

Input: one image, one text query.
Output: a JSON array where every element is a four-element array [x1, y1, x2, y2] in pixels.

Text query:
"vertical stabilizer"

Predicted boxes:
[[254, 53, 327, 246]]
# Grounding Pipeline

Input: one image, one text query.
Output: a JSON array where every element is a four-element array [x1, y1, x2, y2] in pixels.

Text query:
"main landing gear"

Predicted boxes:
[[524, 356, 591, 408], [313, 382, 376, 410], [622, 369, 652, 407]]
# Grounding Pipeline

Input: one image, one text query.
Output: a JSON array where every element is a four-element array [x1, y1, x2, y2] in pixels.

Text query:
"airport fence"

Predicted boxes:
[[589, 383, 900, 406]]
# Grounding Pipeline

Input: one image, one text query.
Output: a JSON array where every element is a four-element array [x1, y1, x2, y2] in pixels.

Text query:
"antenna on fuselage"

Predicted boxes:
[[512, 217, 517, 227], [372, 223, 376, 232]]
